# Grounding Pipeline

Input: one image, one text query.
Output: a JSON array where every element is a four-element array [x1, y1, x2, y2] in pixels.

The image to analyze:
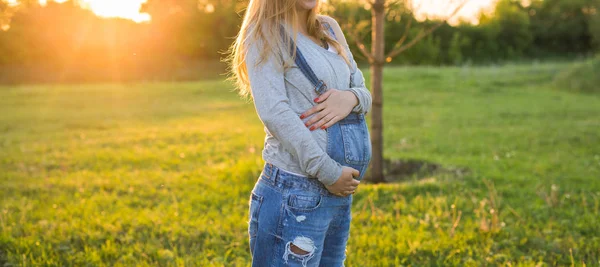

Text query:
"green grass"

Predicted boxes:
[[1, 62, 599, 266], [554, 55, 600, 94]]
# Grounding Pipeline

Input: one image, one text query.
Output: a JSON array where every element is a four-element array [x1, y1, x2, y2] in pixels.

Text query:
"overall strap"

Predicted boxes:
[[317, 22, 362, 119], [279, 24, 363, 121], [321, 21, 338, 40], [320, 20, 358, 88], [279, 26, 327, 95]]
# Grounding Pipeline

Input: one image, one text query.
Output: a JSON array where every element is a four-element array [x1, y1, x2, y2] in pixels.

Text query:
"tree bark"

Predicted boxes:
[[367, 0, 386, 183]]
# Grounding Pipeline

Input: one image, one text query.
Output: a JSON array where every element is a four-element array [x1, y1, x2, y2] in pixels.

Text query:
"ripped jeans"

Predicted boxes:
[[248, 162, 352, 267]]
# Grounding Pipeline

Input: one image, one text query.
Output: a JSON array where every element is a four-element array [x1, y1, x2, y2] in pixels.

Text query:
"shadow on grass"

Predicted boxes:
[[364, 158, 469, 184]]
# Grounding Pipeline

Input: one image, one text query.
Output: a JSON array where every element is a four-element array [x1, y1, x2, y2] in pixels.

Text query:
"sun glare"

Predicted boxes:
[[38, 0, 150, 23], [79, 0, 150, 23], [413, 0, 498, 25], [27, 0, 496, 25]]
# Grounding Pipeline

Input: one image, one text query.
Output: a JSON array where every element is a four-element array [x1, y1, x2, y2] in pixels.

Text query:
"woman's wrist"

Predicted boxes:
[[343, 90, 359, 109]]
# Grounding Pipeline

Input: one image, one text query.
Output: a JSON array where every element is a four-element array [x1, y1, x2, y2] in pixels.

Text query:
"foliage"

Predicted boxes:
[[448, 32, 469, 64], [1, 62, 600, 265], [526, 0, 597, 56], [324, 0, 599, 66], [486, 0, 533, 58]]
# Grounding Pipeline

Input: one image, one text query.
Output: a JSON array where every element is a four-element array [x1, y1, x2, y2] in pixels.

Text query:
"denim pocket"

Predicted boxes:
[[248, 191, 263, 239], [339, 115, 371, 165], [286, 193, 322, 212]]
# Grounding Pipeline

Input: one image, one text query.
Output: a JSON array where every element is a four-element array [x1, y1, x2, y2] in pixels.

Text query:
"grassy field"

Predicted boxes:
[[1, 62, 599, 266]]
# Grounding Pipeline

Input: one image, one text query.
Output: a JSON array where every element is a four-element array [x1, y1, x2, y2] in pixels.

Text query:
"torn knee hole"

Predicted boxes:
[[287, 236, 315, 255], [282, 236, 316, 266], [290, 243, 310, 255]]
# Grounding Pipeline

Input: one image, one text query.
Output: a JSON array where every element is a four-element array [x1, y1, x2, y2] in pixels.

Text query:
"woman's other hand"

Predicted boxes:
[[325, 166, 360, 197], [300, 89, 358, 131]]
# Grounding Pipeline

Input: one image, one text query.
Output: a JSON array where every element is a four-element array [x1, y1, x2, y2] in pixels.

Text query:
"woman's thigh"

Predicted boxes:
[[319, 197, 352, 267], [248, 177, 283, 264], [248, 173, 349, 266], [277, 185, 334, 267]]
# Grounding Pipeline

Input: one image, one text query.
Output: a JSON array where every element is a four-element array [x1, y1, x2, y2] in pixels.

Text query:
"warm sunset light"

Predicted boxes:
[[38, 0, 150, 23], [413, 0, 498, 25], [23, 0, 496, 25], [79, 0, 150, 23]]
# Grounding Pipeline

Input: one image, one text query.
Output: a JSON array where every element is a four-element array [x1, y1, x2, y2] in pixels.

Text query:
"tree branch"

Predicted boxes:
[[344, 23, 375, 62], [386, 0, 469, 59], [388, 15, 413, 52]]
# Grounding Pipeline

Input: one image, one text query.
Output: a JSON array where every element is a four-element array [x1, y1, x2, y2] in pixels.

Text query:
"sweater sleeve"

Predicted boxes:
[[320, 15, 372, 114], [245, 40, 344, 186]]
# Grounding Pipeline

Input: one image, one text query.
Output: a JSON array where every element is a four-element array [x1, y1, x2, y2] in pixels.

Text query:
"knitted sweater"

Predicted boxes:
[[245, 15, 372, 186]]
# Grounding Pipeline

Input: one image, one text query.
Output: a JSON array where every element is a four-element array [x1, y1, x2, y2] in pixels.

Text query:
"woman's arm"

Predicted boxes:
[[245, 39, 343, 186], [320, 15, 372, 114]]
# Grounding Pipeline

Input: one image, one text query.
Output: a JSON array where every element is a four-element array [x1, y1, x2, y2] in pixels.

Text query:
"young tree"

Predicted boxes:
[[326, 0, 468, 183]]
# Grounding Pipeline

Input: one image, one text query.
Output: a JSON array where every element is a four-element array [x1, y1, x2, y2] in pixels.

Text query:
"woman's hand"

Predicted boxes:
[[325, 166, 360, 197], [300, 89, 358, 131]]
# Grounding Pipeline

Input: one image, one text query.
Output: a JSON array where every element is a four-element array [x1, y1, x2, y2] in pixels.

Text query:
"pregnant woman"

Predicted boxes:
[[228, 0, 372, 265]]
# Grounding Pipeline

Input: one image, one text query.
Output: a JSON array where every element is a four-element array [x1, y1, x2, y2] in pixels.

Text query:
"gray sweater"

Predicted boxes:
[[246, 16, 372, 186]]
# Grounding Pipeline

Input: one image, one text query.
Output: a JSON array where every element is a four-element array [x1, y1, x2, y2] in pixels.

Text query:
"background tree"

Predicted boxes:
[[325, 0, 468, 183]]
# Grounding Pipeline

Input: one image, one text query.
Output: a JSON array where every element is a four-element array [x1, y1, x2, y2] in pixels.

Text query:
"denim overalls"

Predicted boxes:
[[248, 22, 372, 266], [286, 22, 372, 181]]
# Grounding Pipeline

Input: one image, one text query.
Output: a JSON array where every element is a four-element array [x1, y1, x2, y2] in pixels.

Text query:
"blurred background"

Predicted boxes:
[[0, 0, 599, 266], [0, 0, 597, 83]]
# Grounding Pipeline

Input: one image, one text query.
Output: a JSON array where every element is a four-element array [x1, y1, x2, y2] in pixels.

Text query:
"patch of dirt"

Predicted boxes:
[[363, 158, 469, 183]]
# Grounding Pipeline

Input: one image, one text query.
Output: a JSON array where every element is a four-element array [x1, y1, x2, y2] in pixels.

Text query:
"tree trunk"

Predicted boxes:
[[367, 0, 386, 183]]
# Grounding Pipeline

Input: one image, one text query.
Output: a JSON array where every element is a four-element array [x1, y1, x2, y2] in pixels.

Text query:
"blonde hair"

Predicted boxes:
[[226, 0, 350, 100]]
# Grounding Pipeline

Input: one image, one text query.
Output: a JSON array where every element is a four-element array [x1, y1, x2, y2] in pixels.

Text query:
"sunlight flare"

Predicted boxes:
[[78, 0, 150, 23], [412, 0, 498, 25], [38, 0, 150, 23]]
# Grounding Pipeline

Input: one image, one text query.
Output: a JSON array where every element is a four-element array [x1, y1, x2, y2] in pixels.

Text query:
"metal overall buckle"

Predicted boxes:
[[315, 80, 327, 95]]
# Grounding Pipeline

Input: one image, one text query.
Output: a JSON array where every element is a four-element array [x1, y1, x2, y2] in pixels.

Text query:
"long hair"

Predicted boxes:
[[226, 0, 350, 100]]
